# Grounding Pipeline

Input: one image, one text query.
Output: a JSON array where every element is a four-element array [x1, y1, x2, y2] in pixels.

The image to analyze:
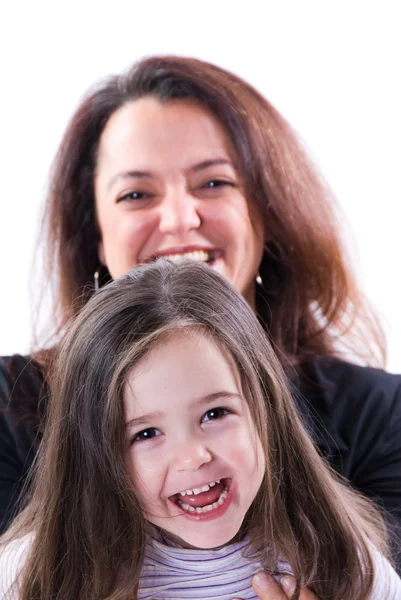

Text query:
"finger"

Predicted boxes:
[[298, 587, 318, 600], [280, 576, 296, 597], [252, 572, 288, 599], [281, 576, 318, 599]]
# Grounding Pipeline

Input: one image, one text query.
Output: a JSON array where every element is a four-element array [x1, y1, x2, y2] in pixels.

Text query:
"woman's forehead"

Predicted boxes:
[[95, 97, 238, 178]]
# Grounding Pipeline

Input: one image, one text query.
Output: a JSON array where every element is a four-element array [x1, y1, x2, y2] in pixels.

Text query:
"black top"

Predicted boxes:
[[1, 354, 401, 571]]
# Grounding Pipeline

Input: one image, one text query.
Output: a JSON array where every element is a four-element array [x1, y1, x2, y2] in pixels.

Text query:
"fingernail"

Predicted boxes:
[[281, 576, 296, 594], [253, 572, 270, 589]]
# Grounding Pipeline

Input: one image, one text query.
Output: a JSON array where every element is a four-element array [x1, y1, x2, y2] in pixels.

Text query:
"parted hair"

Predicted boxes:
[[7, 260, 388, 599], [35, 54, 384, 372]]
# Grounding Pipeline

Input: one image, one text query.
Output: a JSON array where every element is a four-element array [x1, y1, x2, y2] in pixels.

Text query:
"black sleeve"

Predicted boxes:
[[295, 358, 401, 573], [0, 356, 44, 533], [347, 377, 401, 571]]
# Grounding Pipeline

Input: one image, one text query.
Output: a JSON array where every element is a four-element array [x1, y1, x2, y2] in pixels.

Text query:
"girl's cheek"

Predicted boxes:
[[129, 453, 163, 496]]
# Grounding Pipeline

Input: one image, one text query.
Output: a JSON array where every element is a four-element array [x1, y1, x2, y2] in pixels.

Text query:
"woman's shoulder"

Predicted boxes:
[[0, 354, 46, 423], [0, 353, 45, 396], [319, 357, 401, 391], [293, 357, 401, 478], [296, 357, 401, 420], [0, 533, 33, 599], [0, 354, 46, 534]]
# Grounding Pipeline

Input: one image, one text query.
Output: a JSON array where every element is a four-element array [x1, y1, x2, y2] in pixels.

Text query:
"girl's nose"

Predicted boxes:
[[170, 439, 213, 473], [158, 190, 201, 236]]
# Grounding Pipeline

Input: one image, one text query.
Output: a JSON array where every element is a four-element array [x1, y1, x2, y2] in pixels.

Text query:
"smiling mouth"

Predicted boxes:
[[145, 249, 221, 265], [170, 478, 230, 514]]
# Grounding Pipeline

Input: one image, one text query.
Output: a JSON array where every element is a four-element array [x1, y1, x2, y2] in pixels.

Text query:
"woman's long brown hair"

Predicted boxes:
[[6, 260, 388, 599], [33, 54, 384, 372]]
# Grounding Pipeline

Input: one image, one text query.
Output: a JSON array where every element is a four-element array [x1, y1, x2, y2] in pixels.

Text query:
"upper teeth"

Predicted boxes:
[[163, 250, 213, 263], [179, 480, 220, 496]]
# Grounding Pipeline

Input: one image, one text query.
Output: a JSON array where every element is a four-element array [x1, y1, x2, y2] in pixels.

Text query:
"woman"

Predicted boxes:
[[0, 55, 400, 589]]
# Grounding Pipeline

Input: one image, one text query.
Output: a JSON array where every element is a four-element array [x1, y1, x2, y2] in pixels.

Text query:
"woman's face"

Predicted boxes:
[[124, 331, 265, 549], [94, 97, 264, 306]]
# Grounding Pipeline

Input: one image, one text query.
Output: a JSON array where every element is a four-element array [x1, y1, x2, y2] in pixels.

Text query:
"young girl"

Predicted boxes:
[[0, 260, 400, 600]]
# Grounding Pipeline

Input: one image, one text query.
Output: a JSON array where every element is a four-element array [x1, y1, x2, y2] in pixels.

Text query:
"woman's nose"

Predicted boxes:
[[170, 439, 213, 473], [158, 190, 201, 236]]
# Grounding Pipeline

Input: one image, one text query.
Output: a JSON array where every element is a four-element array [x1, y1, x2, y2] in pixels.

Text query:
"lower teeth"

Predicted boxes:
[[178, 487, 228, 513]]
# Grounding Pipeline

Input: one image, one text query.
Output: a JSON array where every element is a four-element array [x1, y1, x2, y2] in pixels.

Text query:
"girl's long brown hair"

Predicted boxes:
[[34, 54, 384, 372], [6, 260, 388, 599]]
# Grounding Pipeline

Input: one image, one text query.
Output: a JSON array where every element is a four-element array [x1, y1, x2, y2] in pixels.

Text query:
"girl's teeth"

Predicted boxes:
[[179, 480, 220, 497], [177, 488, 228, 514]]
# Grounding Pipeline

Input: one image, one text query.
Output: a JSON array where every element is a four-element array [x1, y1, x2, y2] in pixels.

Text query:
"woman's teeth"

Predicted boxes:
[[179, 480, 220, 496], [177, 487, 228, 514], [162, 250, 213, 263]]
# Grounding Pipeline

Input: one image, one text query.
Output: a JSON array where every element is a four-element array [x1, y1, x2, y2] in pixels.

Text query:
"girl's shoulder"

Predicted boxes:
[[0, 533, 33, 600], [370, 543, 401, 598]]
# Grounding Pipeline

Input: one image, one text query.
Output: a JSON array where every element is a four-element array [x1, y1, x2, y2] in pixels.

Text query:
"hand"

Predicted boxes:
[[233, 572, 318, 600]]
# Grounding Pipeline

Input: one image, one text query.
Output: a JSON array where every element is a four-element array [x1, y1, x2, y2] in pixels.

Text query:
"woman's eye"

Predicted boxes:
[[132, 427, 161, 443], [203, 180, 234, 189], [117, 191, 149, 203], [202, 407, 231, 422]]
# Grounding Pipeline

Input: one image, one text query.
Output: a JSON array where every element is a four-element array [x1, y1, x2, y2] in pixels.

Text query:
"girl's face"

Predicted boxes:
[[124, 332, 265, 549], [95, 97, 264, 308]]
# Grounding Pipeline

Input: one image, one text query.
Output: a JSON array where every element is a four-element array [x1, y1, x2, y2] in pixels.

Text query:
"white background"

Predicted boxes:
[[0, 1, 400, 370]]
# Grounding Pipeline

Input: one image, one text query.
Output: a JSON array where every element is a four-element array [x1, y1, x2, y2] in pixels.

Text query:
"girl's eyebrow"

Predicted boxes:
[[124, 391, 242, 429]]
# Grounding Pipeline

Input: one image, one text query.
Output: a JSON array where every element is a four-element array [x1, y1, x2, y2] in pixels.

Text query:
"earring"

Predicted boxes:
[[256, 272, 263, 286], [94, 270, 99, 292]]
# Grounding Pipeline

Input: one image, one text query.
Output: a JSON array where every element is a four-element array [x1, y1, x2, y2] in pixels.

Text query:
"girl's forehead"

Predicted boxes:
[[122, 330, 243, 417]]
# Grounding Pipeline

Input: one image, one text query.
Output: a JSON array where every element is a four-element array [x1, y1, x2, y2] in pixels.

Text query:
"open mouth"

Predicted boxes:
[[145, 249, 221, 266], [170, 478, 231, 515]]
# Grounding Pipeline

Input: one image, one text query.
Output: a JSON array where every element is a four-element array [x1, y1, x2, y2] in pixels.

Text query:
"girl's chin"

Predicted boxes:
[[160, 530, 241, 550]]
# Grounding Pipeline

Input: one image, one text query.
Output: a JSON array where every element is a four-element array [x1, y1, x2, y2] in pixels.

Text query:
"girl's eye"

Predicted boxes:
[[132, 427, 161, 443], [117, 191, 150, 203], [201, 407, 231, 422]]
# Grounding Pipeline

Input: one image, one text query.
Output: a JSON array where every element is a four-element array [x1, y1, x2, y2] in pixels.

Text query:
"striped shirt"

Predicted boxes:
[[1, 532, 401, 598], [138, 537, 291, 599]]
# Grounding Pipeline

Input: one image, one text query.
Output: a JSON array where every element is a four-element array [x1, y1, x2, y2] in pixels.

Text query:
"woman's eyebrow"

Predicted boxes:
[[107, 159, 235, 191], [188, 158, 234, 173], [107, 170, 152, 191]]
